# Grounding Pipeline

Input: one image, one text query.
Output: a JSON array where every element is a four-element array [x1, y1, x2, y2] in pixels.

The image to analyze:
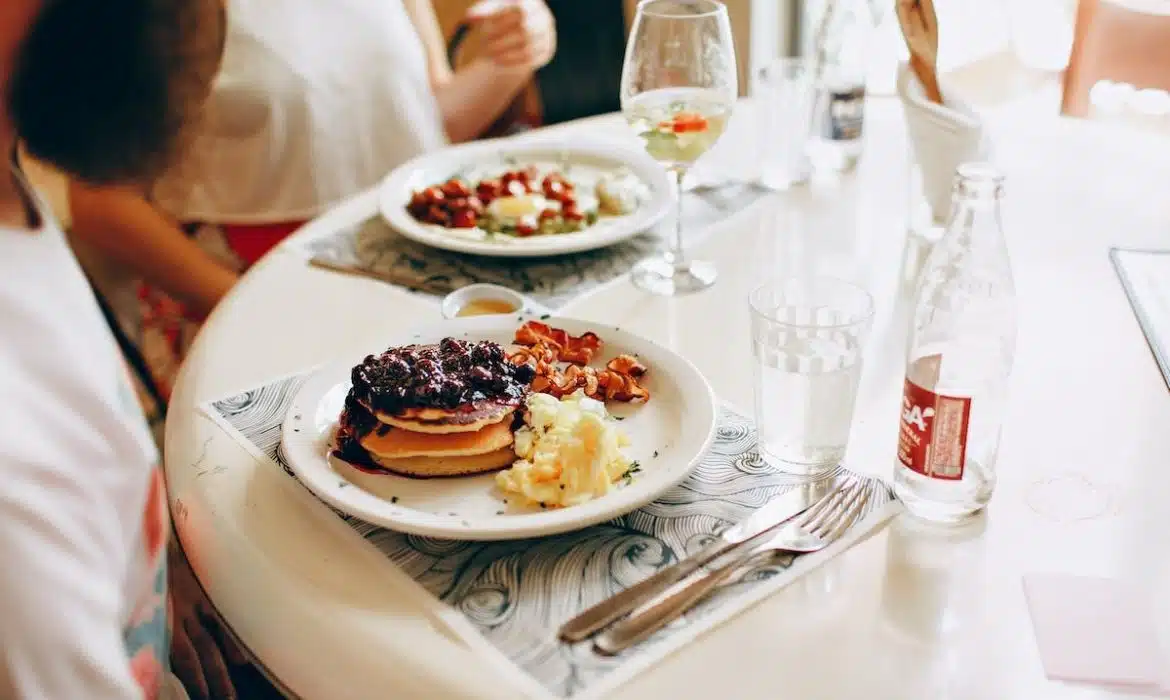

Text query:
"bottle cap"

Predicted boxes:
[[953, 162, 1004, 198]]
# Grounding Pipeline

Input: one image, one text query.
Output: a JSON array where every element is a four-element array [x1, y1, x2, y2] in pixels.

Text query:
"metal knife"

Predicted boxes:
[[557, 481, 826, 643]]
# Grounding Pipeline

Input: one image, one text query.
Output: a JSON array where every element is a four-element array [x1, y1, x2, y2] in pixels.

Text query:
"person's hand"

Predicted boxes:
[[168, 541, 245, 700], [184, 261, 238, 322], [466, 0, 556, 71]]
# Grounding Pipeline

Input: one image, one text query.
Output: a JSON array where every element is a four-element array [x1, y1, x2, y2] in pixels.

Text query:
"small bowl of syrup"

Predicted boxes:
[[441, 284, 547, 320]]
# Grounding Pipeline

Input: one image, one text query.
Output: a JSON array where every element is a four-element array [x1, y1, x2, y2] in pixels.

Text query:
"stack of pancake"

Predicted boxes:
[[345, 400, 519, 477], [334, 339, 533, 478]]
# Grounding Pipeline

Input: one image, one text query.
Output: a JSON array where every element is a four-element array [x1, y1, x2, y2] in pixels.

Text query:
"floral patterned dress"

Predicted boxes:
[[133, 221, 302, 406]]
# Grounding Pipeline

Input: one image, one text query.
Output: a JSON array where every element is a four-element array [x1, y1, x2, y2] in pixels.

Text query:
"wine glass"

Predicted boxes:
[[621, 0, 738, 295]]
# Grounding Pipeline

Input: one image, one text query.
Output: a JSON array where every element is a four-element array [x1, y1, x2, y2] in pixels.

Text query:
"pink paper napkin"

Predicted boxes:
[[1023, 574, 1170, 695]]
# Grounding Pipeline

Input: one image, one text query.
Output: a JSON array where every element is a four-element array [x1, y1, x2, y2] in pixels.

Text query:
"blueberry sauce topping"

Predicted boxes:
[[349, 338, 535, 416]]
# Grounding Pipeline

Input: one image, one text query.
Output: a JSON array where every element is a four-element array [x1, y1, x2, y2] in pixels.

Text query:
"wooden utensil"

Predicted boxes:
[[896, 0, 944, 104]]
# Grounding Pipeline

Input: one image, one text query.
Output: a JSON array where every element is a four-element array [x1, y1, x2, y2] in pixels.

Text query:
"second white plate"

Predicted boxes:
[[378, 137, 671, 258]]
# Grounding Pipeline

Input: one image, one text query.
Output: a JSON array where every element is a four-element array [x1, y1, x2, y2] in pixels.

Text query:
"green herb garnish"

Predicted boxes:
[[621, 462, 643, 484]]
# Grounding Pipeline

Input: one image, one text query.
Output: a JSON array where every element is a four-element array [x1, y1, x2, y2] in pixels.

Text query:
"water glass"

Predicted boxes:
[[752, 57, 814, 190], [749, 277, 874, 475]]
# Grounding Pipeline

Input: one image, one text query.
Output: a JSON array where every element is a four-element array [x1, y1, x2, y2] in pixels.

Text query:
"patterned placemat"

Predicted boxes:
[[202, 372, 900, 700], [301, 183, 767, 309]]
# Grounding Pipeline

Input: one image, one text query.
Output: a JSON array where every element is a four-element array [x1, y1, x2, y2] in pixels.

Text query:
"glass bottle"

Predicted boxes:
[[894, 163, 1018, 523], [805, 0, 875, 174]]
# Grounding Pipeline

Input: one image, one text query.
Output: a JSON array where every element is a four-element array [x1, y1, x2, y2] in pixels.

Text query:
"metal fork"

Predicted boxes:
[[592, 478, 871, 656]]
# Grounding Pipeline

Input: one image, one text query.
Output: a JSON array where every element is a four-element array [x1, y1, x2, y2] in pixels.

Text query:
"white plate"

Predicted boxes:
[[378, 137, 672, 258], [280, 315, 717, 540]]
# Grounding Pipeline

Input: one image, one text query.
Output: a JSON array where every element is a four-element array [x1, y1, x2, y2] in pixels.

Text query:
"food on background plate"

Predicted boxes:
[[405, 163, 644, 239], [334, 338, 535, 478], [496, 391, 636, 508], [596, 172, 644, 217], [332, 321, 652, 508]]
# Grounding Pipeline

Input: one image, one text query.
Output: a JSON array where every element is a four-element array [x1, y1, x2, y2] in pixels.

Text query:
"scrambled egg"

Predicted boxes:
[[496, 391, 634, 508]]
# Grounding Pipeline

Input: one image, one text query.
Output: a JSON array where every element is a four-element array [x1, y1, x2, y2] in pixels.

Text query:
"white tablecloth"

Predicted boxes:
[[165, 98, 1170, 699]]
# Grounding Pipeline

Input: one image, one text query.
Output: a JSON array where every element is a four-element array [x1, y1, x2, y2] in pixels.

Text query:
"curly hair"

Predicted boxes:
[[7, 0, 227, 186]]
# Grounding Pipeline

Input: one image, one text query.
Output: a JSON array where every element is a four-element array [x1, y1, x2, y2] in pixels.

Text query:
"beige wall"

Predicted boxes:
[[724, 0, 754, 94]]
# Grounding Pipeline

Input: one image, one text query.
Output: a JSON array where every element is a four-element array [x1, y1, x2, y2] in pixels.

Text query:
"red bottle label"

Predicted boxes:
[[898, 378, 972, 480]]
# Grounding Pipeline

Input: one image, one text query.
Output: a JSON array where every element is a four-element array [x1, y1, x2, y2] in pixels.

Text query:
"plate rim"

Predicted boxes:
[[279, 315, 718, 540], [377, 137, 672, 258]]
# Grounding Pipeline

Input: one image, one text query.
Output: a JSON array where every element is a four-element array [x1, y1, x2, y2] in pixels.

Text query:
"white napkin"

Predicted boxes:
[[896, 62, 994, 223], [1023, 574, 1170, 695]]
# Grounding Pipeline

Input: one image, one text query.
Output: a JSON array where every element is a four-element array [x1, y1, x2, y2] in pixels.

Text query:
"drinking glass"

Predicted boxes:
[[749, 277, 874, 475], [620, 0, 738, 295], [752, 57, 814, 190]]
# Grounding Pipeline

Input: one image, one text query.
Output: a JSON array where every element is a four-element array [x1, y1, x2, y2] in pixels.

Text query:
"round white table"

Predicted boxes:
[[165, 99, 1170, 699]]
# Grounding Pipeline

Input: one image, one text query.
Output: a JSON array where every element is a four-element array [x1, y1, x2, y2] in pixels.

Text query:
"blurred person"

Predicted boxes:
[[0, 1, 244, 699], [444, 0, 630, 134], [65, 0, 556, 408]]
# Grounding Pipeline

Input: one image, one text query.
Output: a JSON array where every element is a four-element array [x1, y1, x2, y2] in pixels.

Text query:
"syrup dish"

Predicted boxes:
[[439, 284, 551, 321]]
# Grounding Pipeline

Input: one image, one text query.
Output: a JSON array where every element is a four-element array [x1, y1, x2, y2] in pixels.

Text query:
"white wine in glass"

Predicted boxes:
[[621, 0, 737, 295], [626, 89, 732, 168]]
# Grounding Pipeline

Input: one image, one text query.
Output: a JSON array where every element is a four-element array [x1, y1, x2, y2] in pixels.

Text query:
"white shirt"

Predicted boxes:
[[153, 0, 447, 223], [0, 169, 176, 699]]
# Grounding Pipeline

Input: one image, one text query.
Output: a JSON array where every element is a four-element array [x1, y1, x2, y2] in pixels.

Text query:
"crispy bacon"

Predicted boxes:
[[508, 349, 650, 403], [508, 321, 650, 403], [599, 370, 650, 402], [508, 342, 558, 371], [544, 366, 650, 403], [514, 321, 602, 366], [531, 374, 553, 394], [552, 365, 589, 398], [606, 354, 646, 377]]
